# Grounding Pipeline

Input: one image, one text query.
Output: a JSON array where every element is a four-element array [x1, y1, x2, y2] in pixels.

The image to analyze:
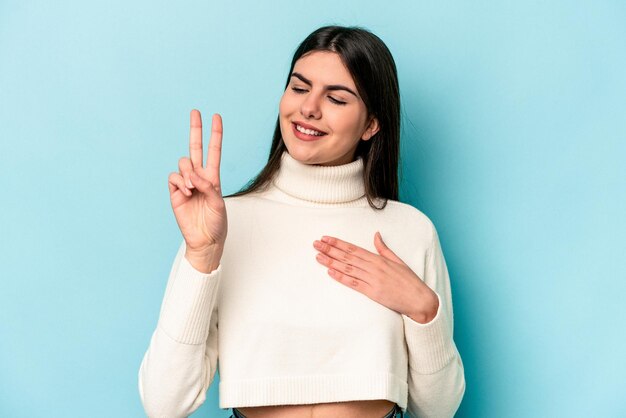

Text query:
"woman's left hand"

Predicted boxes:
[[313, 232, 439, 324]]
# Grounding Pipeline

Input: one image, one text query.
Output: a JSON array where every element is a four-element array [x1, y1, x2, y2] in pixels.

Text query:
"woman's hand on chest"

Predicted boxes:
[[313, 232, 439, 324]]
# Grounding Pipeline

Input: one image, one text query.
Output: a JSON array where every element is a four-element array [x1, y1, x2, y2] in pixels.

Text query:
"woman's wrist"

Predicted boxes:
[[185, 244, 223, 274], [407, 290, 439, 324]]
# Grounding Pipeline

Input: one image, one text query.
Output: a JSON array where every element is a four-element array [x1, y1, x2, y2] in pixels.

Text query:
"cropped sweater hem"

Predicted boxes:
[[219, 373, 408, 409]]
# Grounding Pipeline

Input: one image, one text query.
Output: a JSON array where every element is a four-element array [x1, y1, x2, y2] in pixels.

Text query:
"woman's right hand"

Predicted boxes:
[[168, 109, 227, 272]]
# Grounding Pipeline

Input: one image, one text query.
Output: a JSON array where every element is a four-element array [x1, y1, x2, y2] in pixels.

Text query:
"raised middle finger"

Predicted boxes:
[[206, 113, 223, 186]]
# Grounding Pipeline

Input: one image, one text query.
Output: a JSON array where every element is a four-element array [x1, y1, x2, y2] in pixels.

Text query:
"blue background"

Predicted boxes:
[[1, 1, 624, 417]]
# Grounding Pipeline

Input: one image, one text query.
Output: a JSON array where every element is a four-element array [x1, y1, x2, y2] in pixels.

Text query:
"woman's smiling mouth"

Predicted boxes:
[[292, 122, 327, 141]]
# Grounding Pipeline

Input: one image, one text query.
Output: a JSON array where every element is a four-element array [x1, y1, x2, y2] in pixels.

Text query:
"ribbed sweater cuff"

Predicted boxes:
[[401, 292, 456, 374], [158, 256, 221, 345]]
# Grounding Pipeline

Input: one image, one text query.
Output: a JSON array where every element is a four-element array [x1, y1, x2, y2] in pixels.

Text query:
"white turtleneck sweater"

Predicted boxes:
[[138, 152, 465, 418]]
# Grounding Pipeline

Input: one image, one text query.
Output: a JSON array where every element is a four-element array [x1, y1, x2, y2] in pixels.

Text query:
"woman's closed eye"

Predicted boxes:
[[291, 86, 308, 94], [328, 96, 347, 105], [291, 86, 347, 106]]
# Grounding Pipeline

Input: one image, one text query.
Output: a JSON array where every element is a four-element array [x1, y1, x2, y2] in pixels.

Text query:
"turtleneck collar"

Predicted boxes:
[[271, 151, 366, 204]]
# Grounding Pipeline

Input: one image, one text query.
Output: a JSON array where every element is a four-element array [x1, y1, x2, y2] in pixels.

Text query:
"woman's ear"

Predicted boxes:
[[361, 117, 380, 141]]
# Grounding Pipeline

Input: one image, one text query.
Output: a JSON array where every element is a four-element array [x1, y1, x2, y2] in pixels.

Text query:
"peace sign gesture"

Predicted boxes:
[[168, 109, 227, 272]]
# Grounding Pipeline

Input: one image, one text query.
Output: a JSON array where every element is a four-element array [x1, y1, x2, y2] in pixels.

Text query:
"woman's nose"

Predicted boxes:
[[300, 94, 322, 119]]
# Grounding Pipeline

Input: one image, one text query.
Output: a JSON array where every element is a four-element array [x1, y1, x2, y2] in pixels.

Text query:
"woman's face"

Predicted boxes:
[[279, 51, 379, 166]]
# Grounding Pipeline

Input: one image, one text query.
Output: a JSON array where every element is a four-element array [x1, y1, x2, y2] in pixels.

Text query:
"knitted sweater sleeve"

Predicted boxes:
[[138, 241, 221, 418], [401, 224, 466, 418]]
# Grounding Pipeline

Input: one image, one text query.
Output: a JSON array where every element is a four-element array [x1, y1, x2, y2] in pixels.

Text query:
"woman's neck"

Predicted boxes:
[[270, 151, 367, 205]]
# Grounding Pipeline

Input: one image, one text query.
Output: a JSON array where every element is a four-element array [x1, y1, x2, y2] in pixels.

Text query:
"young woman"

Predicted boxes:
[[139, 26, 465, 418]]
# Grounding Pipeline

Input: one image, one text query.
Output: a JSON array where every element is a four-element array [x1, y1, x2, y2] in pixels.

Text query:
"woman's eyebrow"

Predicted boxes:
[[290, 72, 359, 98]]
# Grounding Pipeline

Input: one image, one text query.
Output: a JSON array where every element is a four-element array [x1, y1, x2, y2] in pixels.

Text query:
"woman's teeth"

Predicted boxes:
[[296, 124, 324, 136]]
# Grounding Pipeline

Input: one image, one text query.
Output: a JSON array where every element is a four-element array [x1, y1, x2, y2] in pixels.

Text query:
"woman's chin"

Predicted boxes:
[[284, 143, 319, 165]]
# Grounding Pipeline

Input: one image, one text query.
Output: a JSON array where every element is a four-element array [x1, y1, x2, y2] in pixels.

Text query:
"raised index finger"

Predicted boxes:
[[189, 109, 203, 169]]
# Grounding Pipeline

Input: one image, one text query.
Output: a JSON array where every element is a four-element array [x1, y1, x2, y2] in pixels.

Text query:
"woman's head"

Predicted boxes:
[[279, 26, 400, 171], [279, 50, 379, 167], [232, 25, 400, 208]]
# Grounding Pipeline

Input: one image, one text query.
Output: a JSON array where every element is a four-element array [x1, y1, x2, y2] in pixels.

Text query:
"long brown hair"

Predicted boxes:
[[227, 26, 400, 210]]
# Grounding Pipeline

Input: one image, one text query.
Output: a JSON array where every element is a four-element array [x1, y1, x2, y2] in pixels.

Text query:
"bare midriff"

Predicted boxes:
[[238, 399, 397, 418]]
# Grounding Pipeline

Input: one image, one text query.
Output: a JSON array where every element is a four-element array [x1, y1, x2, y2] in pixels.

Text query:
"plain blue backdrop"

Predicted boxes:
[[1, 1, 624, 417]]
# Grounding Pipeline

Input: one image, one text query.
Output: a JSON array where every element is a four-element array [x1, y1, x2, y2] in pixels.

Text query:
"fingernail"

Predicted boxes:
[[186, 178, 193, 188]]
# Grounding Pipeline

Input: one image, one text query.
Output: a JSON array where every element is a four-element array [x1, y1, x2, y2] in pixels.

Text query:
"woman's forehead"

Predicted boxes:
[[292, 51, 356, 88]]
